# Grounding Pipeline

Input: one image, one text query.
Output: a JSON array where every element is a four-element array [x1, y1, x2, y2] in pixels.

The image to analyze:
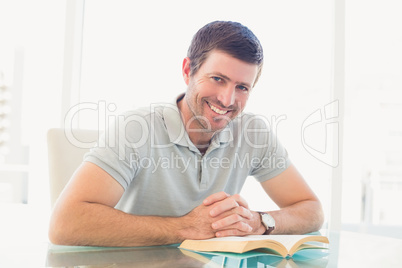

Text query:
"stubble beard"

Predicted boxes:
[[184, 81, 243, 134], [187, 96, 239, 135]]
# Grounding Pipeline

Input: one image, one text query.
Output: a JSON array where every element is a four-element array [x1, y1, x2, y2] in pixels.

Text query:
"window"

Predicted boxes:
[[0, 0, 65, 206], [342, 0, 402, 237]]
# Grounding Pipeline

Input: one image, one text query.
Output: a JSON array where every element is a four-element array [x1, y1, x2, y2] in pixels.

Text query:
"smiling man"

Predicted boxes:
[[179, 50, 258, 153], [49, 21, 324, 246]]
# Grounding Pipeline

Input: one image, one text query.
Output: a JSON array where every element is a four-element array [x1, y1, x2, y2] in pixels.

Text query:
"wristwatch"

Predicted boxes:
[[259, 212, 275, 235]]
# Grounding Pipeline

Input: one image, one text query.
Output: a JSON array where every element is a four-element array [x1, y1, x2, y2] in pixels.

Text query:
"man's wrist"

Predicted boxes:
[[250, 211, 266, 235], [258, 212, 275, 235]]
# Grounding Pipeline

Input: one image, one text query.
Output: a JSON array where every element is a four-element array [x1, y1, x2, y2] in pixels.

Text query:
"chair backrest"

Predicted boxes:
[[47, 128, 98, 208]]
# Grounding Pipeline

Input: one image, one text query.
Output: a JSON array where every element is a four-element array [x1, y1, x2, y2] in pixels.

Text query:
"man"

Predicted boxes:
[[49, 21, 323, 246]]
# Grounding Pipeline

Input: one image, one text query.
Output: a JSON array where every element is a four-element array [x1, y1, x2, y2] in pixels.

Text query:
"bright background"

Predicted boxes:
[[1, 0, 401, 240]]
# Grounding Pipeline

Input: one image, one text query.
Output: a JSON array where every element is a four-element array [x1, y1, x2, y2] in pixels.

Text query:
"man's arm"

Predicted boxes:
[[48, 162, 180, 246], [206, 164, 324, 236], [48, 162, 252, 246], [260, 164, 324, 234]]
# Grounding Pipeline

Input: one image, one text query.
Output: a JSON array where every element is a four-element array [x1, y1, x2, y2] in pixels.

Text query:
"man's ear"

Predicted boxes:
[[182, 57, 191, 85]]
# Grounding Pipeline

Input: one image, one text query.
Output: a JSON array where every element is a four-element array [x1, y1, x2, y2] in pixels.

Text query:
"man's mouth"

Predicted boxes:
[[207, 102, 229, 115]]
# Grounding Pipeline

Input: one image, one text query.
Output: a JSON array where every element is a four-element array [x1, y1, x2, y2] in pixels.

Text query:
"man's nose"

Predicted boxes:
[[217, 85, 235, 108]]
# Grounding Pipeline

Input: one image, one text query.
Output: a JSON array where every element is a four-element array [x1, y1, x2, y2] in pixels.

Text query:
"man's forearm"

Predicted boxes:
[[267, 200, 324, 235], [49, 201, 189, 247]]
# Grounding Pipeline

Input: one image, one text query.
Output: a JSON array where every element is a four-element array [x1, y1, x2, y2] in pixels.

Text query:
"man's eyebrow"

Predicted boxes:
[[207, 72, 252, 88]]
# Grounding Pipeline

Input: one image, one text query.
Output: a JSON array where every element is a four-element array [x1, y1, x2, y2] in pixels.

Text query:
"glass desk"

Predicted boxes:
[[45, 243, 329, 267], [2, 205, 402, 267], [2, 230, 402, 267]]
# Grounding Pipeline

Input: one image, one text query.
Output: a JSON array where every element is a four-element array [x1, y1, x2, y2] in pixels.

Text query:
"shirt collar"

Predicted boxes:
[[163, 93, 189, 147]]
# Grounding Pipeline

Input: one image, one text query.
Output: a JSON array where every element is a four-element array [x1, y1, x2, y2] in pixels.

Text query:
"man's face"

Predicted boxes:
[[183, 50, 259, 133]]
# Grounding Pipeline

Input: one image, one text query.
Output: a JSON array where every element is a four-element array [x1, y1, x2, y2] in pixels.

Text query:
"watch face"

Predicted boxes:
[[262, 213, 275, 227]]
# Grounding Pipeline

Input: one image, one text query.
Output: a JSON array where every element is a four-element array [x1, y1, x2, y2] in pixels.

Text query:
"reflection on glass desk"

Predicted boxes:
[[46, 242, 329, 268], [2, 228, 402, 267], [178, 247, 329, 268], [42, 229, 402, 268]]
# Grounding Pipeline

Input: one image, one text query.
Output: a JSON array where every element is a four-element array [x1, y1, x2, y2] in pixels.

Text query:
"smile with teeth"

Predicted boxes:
[[207, 102, 229, 115]]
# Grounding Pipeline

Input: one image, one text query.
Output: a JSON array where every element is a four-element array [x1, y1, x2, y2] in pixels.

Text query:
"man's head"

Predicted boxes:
[[179, 21, 263, 141], [187, 21, 264, 86]]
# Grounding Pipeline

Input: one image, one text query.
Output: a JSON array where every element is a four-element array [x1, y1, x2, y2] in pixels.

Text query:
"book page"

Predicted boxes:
[[199, 235, 270, 242], [195, 235, 325, 252], [264, 235, 316, 251]]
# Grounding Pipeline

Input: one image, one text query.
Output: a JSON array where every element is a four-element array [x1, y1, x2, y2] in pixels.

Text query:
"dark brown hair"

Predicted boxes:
[[187, 21, 264, 86]]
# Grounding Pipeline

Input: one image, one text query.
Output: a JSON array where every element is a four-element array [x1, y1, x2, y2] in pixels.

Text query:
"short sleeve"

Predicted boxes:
[[83, 110, 150, 190], [244, 114, 291, 182]]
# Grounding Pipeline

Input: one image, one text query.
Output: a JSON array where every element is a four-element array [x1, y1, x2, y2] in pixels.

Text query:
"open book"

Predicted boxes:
[[179, 235, 329, 258]]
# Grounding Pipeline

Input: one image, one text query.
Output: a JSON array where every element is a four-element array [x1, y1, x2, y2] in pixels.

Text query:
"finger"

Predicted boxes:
[[230, 194, 249, 209], [209, 198, 239, 217], [211, 207, 253, 230], [217, 205, 253, 220], [215, 222, 253, 237], [212, 214, 244, 230], [203, 191, 230, 206], [233, 206, 253, 219]]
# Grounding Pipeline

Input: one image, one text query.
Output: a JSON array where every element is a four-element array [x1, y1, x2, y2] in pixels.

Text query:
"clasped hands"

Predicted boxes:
[[182, 191, 264, 240]]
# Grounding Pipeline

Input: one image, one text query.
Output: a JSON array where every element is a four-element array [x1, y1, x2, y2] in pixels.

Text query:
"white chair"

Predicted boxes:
[[47, 128, 98, 208]]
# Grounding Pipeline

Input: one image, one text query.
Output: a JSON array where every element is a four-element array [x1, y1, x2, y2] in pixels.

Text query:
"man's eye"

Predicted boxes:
[[212, 76, 222, 82], [237, 85, 249, 92]]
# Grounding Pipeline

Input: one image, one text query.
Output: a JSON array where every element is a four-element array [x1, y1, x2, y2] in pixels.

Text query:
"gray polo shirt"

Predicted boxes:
[[84, 94, 291, 217]]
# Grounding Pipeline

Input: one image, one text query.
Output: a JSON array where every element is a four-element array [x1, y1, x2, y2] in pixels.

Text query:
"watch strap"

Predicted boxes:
[[265, 226, 274, 235], [258, 212, 275, 235]]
